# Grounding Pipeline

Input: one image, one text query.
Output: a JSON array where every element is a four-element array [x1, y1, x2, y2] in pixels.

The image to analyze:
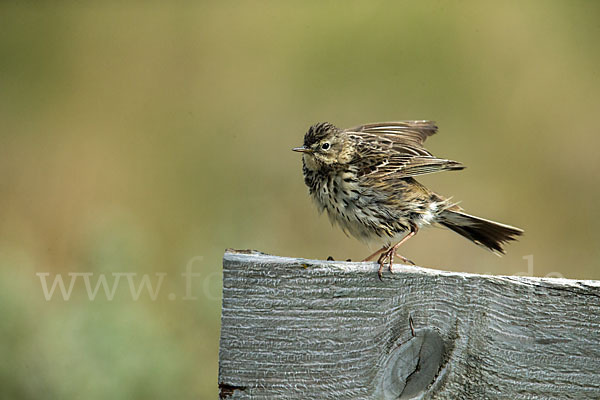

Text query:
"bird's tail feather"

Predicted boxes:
[[439, 210, 523, 254]]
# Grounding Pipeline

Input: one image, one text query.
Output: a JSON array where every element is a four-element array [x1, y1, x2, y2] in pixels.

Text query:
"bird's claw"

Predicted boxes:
[[377, 248, 414, 280], [376, 247, 396, 281]]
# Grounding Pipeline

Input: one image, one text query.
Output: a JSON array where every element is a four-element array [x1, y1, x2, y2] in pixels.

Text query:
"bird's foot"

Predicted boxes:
[[377, 248, 415, 280], [376, 247, 395, 281]]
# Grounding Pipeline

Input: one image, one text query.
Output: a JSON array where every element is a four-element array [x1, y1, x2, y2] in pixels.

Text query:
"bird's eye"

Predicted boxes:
[[321, 142, 330, 150]]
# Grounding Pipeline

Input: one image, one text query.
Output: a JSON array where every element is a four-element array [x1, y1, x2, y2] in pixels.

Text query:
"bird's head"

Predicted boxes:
[[292, 122, 348, 169]]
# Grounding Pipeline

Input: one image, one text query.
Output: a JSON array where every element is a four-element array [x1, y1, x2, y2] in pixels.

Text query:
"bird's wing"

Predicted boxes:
[[346, 120, 438, 148], [345, 121, 464, 179], [367, 155, 464, 179]]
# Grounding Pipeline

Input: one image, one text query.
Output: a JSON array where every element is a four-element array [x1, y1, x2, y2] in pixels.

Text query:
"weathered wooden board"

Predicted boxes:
[[218, 250, 600, 399]]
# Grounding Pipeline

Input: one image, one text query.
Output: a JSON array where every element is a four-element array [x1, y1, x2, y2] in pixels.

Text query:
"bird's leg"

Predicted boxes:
[[376, 226, 419, 280], [389, 226, 418, 269], [376, 250, 389, 281]]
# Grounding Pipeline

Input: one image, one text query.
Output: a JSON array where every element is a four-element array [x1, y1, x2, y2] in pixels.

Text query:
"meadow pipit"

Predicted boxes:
[[293, 121, 523, 280]]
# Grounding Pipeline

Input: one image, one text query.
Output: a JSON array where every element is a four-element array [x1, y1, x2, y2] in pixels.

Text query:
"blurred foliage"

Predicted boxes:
[[0, 1, 599, 398]]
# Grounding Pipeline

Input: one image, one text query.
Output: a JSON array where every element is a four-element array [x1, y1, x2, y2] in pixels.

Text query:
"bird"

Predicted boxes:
[[293, 121, 523, 280]]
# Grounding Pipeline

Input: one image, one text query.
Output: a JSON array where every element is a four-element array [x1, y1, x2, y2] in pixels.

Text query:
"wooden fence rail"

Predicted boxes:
[[218, 250, 600, 399]]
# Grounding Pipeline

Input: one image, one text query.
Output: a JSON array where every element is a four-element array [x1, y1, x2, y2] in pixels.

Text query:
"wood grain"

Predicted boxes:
[[218, 250, 600, 399]]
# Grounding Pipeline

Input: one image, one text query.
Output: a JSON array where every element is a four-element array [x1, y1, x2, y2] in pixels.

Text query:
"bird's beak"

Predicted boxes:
[[292, 146, 312, 154]]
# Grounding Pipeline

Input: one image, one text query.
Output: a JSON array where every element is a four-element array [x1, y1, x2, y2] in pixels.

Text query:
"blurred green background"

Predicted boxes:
[[1, 1, 599, 398]]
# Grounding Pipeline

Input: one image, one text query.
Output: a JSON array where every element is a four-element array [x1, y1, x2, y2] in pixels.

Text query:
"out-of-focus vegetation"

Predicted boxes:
[[1, 1, 598, 398]]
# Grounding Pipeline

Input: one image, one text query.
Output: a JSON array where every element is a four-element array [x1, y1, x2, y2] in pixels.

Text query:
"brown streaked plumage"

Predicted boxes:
[[293, 121, 523, 280]]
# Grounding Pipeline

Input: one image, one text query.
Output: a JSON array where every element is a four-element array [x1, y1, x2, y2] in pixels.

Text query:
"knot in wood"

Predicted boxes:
[[381, 328, 444, 399]]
